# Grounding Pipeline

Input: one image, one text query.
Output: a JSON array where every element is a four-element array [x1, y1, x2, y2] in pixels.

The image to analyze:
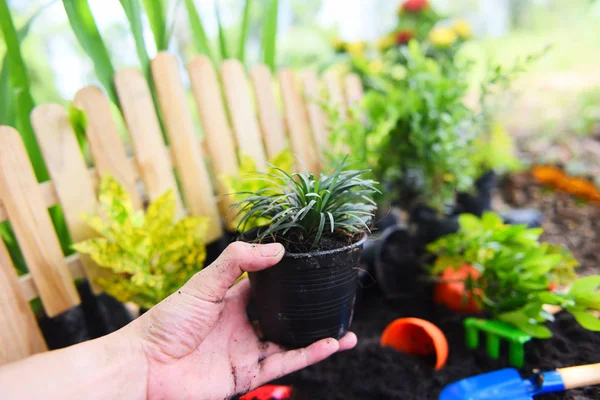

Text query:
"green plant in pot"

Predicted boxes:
[[73, 175, 208, 310], [232, 157, 379, 348], [427, 212, 600, 339], [220, 149, 294, 233]]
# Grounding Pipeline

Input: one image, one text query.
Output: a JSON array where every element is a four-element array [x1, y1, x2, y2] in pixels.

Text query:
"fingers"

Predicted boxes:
[[338, 332, 358, 351], [184, 242, 284, 304], [256, 338, 341, 385]]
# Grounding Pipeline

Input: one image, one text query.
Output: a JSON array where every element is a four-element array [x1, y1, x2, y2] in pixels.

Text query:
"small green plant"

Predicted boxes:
[[220, 149, 294, 232], [362, 40, 480, 213], [73, 175, 208, 309], [232, 157, 379, 249], [321, 97, 393, 185], [428, 212, 600, 338]]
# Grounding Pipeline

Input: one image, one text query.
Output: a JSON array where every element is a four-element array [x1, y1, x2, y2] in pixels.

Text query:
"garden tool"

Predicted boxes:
[[463, 318, 532, 368], [439, 362, 600, 400]]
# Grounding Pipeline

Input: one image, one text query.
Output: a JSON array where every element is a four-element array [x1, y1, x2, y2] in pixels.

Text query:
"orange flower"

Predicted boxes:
[[401, 0, 428, 13], [396, 30, 414, 45], [531, 165, 565, 186]]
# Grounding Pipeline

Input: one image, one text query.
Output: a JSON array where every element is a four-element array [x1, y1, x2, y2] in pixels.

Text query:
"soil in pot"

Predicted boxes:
[[245, 232, 366, 349]]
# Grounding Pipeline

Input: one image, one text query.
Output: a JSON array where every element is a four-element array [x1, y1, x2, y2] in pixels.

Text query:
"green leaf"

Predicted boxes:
[[119, 0, 150, 79], [0, 0, 50, 181], [142, 0, 168, 51], [184, 0, 214, 63], [63, 0, 117, 104], [215, 3, 228, 60], [237, 0, 252, 63], [68, 102, 88, 154], [261, 0, 279, 70], [144, 190, 176, 234], [458, 214, 481, 232], [569, 308, 600, 331], [570, 276, 600, 296], [98, 175, 134, 223]]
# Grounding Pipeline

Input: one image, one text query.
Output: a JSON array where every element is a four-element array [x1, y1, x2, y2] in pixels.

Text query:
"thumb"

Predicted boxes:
[[184, 241, 285, 303], [132, 242, 284, 359]]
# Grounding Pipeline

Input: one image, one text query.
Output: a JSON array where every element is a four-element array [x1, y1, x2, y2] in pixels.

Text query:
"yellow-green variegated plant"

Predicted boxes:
[[220, 149, 294, 232], [73, 175, 208, 309]]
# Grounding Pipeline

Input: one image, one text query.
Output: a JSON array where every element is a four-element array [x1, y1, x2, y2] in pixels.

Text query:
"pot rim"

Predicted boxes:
[[282, 232, 368, 259]]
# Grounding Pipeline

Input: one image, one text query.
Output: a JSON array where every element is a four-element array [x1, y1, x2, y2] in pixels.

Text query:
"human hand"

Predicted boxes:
[[129, 242, 357, 399]]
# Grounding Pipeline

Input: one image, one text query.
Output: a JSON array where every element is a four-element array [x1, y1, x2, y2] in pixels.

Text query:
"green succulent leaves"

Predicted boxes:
[[232, 157, 379, 248], [74, 175, 208, 308], [220, 149, 294, 232]]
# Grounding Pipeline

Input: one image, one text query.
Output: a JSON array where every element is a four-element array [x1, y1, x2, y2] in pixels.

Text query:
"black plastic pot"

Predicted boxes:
[[38, 281, 132, 350], [456, 170, 498, 216], [205, 230, 235, 266], [248, 235, 366, 349], [410, 206, 459, 248], [372, 226, 427, 301]]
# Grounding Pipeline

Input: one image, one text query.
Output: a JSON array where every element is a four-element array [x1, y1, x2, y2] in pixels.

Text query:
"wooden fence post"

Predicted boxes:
[[151, 52, 223, 242], [0, 127, 80, 317]]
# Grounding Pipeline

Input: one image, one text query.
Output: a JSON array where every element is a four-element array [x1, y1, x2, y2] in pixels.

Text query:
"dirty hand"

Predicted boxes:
[[131, 242, 358, 399]]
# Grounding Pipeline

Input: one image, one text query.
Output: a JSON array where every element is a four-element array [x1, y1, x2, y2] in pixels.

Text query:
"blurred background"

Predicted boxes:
[[3, 0, 600, 164]]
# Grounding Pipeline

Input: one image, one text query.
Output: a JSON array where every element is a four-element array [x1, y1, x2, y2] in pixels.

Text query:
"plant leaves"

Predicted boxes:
[[261, 0, 279, 70], [184, 0, 214, 62], [569, 276, 600, 296], [63, 0, 117, 104], [237, 0, 252, 63], [142, 0, 168, 51], [569, 308, 600, 331]]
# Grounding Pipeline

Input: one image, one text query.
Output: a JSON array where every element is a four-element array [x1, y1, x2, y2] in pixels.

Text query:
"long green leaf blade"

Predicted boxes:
[[142, 0, 168, 51], [215, 3, 228, 60], [261, 0, 279, 70], [0, 0, 49, 181], [184, 0, 214, 63], [119, 0, 150, 78], [62, 0, 117, 104], [237, 0, 252, 62]]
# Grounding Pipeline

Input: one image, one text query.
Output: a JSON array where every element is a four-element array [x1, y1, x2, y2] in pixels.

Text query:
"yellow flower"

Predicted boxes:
[[376, 34, 396, 51], [454, 20, 472, 40], [346, 41, 367, 58], [429, 27, 458, 48]]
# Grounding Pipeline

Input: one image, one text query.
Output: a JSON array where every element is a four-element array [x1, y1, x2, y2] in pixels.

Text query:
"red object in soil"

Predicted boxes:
[[240, 385, 292, 400], [381, 317, 449, 370], [396, 30, 414, 44], [434, 264, 482, 314], [402, 0, 429, 13]]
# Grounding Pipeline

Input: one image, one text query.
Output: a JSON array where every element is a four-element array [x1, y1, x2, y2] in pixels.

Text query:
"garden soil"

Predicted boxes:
[[270, 180, 600, 399], [274, 288, 600, 400]]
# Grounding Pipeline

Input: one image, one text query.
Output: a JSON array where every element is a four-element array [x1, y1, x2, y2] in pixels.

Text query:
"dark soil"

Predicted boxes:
[[268, 174, 600, 399], [240, 228, 360, 254], [274, 288, 600, 399], [500, 172, 600, 276]]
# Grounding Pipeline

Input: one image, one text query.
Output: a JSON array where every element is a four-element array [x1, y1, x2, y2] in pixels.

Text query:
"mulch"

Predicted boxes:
[[272, 177, 600, 400]]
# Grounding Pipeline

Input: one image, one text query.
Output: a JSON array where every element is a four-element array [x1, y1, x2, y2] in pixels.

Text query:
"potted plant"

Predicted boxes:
[[427, 212, 600, 339], [73, 175, 209, 312], [233, 158, 379, 348], [360, 42, 480, 246]]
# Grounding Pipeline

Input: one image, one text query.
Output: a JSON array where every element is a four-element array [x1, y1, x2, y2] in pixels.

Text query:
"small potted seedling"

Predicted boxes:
[[233, 157, 379, 348]]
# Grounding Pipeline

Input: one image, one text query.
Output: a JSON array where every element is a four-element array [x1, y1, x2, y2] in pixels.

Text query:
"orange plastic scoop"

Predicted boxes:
[[381, 317, 449, 370]]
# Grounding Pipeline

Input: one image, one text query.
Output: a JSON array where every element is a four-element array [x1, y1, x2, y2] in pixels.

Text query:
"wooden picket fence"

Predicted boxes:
[[0, 52, 364, 365]]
